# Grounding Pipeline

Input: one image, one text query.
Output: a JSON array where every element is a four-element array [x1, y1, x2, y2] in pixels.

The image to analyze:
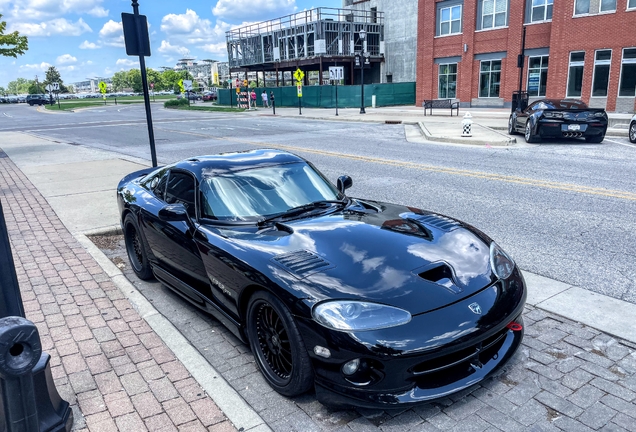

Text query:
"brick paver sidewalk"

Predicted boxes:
[[0, 150, 236, 432]]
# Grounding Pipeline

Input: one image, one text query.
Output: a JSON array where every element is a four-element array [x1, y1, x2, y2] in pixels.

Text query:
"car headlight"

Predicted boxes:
[[490, 242, 515, 280], [312, 301, 412, 332]]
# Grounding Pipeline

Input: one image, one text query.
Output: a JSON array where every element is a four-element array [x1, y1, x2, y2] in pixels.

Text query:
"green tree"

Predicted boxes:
[[43, 66, 63, 87], [0, 86, 6, 95], [127, 69, 142, 93], [146, 68, 162, 91], [111, 71, 130, 91], [0, 14, 28, 58], [7, 77, 30, 94]]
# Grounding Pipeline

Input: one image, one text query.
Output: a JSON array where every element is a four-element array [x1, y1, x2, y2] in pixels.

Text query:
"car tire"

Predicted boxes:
[[123, 213, 154, 280], [508, 116, 516, 135], [630, 122, 636, 144], [524, 121, 540, 143], [246, 291, 314, 397], [585, 134, 605, 143]]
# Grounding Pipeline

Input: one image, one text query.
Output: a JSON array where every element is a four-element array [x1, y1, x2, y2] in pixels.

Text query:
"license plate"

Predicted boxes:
[[568, 124, 581, 131]]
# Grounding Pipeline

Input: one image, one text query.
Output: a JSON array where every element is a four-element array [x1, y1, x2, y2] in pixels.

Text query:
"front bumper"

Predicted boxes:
[[299, 269, 526, 408]]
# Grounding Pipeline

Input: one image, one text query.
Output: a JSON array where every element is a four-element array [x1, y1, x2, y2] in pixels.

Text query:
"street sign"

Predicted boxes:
[[150, 82, 154, 89], [122, 12, 151, 56], [354, 54, 371, 69], [329, 66, 344, 81], [235, 79, 240, 88], [183, 80, 193, 91], [293, 68, 304, 83], [98, 81, 107, 94], [178, 79, 185, 93], [297, 84, 303, 97], [243, 79, 248, 87]]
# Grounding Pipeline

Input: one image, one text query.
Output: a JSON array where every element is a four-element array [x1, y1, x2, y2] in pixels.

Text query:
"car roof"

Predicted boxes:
[[173, 149, 306, 179]]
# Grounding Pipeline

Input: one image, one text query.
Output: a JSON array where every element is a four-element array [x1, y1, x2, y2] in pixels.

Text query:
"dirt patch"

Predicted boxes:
[[89, 234, 124, 250], [547, 351, 568, 360], [499, 375, 518, 386], [546, 407, 560, 422]]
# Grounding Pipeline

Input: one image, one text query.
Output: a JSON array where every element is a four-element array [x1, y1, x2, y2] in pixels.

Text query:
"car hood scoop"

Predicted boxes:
[[272, 250, 334, 278]]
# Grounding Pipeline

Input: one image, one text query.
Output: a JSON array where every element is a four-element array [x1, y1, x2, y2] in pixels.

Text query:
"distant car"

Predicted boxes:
[[177, 92, 202, 101], [630, 114, 636, 144], [202, 91, 217, 101], [117, 149, 526, 408], [26, 94, 53, 106], [509, 99, 608, 144]]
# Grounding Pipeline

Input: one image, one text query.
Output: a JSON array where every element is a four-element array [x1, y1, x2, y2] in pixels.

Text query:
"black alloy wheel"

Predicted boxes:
[[508, 116, 516, 135], [525, 121, 540, 143], [123, 214, 153, 280], [630, 122, 636, 144], [247, 291, 313, 397]]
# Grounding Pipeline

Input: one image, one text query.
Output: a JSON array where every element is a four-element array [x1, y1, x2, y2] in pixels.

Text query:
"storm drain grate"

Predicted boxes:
[[385, 120, 402, 124]]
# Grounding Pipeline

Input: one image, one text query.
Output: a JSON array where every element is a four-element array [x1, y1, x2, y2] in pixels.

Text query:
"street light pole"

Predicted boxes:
[[359, 29, 366, 115]]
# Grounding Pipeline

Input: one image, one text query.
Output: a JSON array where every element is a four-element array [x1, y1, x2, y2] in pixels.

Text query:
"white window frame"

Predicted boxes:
[[566, 51, 586, 98], [530, 0, 553, 22], [481, 0, 508, 29], [439, 5, 462, 36], [591, 49, 612, 97], [479, 60, 502, 98], [527, 55, 549, 97], [574, 0, 617, 15], [618, 47, 636, 97], [438, 63, 458, 99]]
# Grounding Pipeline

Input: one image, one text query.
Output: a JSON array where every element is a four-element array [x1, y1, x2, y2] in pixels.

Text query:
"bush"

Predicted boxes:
[[164, 98, 188, 108]]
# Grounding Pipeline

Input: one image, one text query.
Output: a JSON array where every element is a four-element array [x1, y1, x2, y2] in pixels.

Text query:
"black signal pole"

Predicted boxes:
[[131, 0, 157, 167], [517, 26, 527, 102]]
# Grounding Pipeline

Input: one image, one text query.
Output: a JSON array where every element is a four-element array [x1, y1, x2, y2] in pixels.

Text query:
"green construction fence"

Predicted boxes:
[[217, 82, 415, 108]]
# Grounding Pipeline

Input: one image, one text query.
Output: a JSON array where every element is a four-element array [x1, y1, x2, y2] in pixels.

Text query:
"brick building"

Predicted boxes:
[[416, 0, 636, 112]]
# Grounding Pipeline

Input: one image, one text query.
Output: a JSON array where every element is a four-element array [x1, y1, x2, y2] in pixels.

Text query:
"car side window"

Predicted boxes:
[[165, 171, 196, 218]]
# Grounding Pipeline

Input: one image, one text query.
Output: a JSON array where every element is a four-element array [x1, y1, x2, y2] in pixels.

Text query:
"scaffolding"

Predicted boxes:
[[226, 8, 384, 70]]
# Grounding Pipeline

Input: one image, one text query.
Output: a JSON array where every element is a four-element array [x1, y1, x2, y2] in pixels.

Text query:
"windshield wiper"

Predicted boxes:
[[257, 200, 346, 227]]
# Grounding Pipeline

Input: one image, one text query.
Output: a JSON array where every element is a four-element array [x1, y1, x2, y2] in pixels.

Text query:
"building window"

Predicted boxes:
[[527, 56, 549, 96], [567, 52, 585, 97], [592, 50, 611, 97], [530, 0, 553, 22], [439, 64, 458, 98], [481, 0, 507, 29], [574, 0, 616, 14], [479, 60, 501, 97], [619, 48, 636, 96], [629, 0, 636, 9], [440, 5, 462, 36]]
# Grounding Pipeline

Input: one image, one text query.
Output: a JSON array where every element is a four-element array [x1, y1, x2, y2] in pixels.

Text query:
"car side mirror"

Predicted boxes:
[[158, 204, 190, 222], [337, 175, 353, 194]]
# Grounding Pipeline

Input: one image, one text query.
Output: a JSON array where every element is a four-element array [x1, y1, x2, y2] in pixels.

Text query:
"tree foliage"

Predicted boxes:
[[43, 66, 68, 92], [7, 78, 30, 94], [0, 14, 28, 58]]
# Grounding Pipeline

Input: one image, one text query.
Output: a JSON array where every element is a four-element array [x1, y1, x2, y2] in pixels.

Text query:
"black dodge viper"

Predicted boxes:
[[117, 149, 526, 408]]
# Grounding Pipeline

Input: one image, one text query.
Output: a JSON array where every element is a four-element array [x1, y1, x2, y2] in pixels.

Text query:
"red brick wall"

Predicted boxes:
[[416, 0, 636, 110]]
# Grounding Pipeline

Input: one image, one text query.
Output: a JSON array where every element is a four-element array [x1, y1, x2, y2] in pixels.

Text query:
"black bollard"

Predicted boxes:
[[270, 91, 275, 115]]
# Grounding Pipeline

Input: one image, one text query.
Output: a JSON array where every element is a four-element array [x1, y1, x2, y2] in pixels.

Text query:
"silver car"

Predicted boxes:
[[630, 114, 636, 144]]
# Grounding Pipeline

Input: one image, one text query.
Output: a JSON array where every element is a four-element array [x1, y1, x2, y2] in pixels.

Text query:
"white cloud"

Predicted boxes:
[[56, 54, 77, 64], [19, 62, 52, 72], [158, 40, 190, 56], [212, 0, 296, 21], [116, 59, 137, 67], [99, 20, 124, 47], [160, 9, 229, 44], [10, 18, 91, 37], [200, 43, 226, 57], [4, 0, 108, 21], [79, 40, 99, 49]]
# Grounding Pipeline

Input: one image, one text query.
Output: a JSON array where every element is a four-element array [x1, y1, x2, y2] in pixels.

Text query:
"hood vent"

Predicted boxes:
[[272, 250, 333, 278], [417, 263, 462, 294], [410, 213, 460, 232]]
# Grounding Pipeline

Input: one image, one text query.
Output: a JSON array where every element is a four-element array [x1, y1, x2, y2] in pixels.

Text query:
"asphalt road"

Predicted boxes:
[[2, 102, 635, 304]]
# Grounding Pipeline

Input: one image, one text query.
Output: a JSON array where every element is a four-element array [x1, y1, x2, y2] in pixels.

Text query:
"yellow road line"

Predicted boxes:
[[154, 127, 636, 201]]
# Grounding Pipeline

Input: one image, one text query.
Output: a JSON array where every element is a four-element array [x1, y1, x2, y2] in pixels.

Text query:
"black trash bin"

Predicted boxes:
[[511, 91, 529, 112]]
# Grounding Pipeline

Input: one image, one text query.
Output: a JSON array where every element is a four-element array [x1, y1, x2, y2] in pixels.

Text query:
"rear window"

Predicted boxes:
[[555, 100, 588, 109]]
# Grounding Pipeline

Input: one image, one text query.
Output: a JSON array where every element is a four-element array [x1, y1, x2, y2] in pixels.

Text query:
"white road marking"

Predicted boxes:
[[605, 138, 636, 148], [2, 112, 13, 118]]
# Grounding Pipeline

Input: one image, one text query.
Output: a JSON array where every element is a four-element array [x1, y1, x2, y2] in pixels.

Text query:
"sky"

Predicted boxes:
[[0, 0, 342, 88]]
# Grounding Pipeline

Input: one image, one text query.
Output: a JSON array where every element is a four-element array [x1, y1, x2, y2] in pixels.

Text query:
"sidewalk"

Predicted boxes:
[[1, 122, 636, 431]]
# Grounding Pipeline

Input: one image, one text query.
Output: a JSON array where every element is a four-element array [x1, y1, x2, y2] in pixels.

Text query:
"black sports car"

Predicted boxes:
[[117, 149, 526, 408], [509, 98, 608, 143]]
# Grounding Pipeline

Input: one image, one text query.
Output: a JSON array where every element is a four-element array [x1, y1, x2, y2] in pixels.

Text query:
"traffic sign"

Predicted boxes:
[[243, 79, 248, 87], [98, 81, 107, 94], [297, 84, 303, 98], [293, 68, 304, 83], [183, 80, 193, 91], [329, 66, 344, 81], [178, 79, 185, 93], [235, 79, 240, 88]]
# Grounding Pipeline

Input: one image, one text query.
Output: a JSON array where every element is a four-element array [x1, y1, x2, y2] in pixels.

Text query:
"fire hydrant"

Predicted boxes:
[[462, 112, 473, 137]]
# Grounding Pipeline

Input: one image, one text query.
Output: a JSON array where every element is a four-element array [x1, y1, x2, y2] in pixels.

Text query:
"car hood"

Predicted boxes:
[[207, 201, 497, 315]]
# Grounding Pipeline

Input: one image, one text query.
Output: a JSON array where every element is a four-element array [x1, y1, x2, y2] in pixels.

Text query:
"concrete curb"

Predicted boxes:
[[75, 233, 272, 432], [417, 121, 516, 146]]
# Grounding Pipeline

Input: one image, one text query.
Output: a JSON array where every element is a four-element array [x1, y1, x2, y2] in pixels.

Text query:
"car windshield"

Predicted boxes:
[[200, 162, 340, 221]]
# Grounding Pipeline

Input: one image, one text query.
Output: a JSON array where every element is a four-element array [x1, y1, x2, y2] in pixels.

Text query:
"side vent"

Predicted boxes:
[[418, 264, 462, 294], [272, 250, 333, 278], [411, 213, 460, 232]]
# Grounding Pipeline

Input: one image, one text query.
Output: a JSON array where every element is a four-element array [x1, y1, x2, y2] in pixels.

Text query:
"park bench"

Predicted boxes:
[[422, 99, 460, 116]]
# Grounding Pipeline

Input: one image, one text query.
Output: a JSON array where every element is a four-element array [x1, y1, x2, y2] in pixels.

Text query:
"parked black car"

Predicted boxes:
[[177, 92, 202, 101], [26, 94, 53, 106], [117, 149, 526, 408], [509, 98, 608, 143]]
